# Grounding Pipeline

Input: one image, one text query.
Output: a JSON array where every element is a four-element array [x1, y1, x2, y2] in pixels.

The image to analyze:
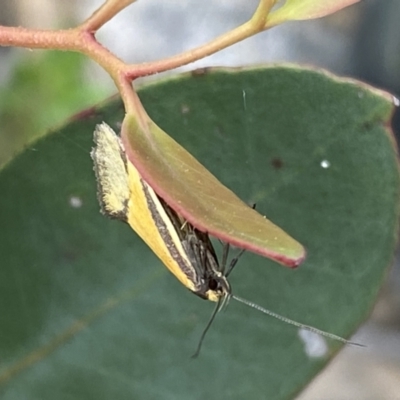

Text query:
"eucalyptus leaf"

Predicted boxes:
[[121, 107, 305, 266], [0, 66, 398, 400], [267, 0, 361, 26]]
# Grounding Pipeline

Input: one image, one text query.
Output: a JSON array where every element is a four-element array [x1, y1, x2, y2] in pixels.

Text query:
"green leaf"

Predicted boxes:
[[267, 0, 361, 26], [0, 66, 398, 399], [121, 112, 305, 267]]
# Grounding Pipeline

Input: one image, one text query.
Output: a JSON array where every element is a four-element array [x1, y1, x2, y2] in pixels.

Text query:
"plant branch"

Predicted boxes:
[[126, 0, 276, 78], [0, 24, 139, 118], [0, 26, 80, 50], [0, 0, 281, 128], [0, 0, 276, 127], [79, 0, 138, 33], [0, 25, 122, 80]]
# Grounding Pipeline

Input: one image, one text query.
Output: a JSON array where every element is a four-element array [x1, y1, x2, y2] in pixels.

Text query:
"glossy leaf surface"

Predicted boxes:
[[121, 108, 305, 266], [0, 66, 398, 399]]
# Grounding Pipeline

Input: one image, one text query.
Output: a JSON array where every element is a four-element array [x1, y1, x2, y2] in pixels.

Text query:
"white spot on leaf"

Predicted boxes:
[[320, 160, 330, 169], [298, 328, 328, 358], [69, 196, 83, 208]]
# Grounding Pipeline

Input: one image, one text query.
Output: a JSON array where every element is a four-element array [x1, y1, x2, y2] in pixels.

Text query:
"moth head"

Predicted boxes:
[[204, 271, 231, 303]]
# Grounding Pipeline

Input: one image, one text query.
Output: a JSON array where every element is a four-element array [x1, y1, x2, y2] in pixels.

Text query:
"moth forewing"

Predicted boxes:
[[132, 174, 200, 292], [91, 123, 197, 292], [157, 198, 225, 301]]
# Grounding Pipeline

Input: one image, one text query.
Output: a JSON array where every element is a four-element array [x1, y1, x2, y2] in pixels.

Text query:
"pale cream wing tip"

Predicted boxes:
[[91, 123, 130, 221]]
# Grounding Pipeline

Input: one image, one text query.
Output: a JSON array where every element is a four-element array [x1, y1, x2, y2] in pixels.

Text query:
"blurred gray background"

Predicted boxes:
[[1, 0, 399, 397]]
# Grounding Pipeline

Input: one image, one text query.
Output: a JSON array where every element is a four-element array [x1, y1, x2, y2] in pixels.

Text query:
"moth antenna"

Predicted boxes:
[[224, 203, 255, 277], [220, 242, 230, 273], [225, 248, 246, 277], [192, 299, 223, 358], [232, 295, 365, 347]]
